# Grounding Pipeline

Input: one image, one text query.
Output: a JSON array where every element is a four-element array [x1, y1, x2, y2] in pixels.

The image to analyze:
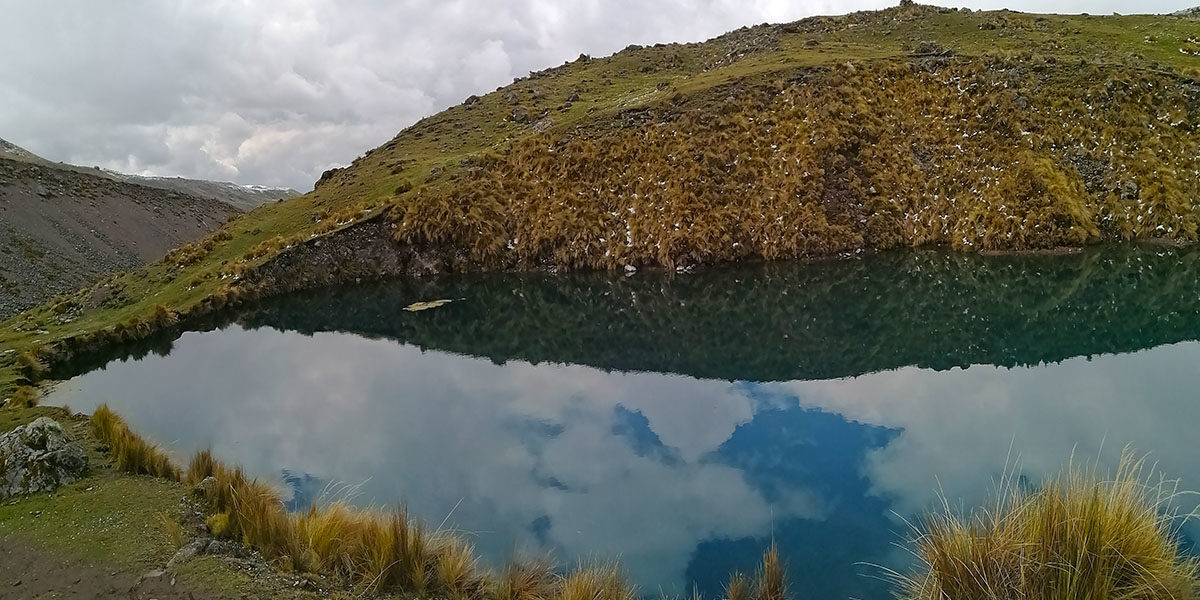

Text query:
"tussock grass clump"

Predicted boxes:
[[89, 404, 180, 480], [7, 386, 39, 409], [901, 454, 1200, 600], [206, 512, 231, 537], [754, 543, 787, 600], [88, 411, 789, 598], [493, 557, 560, 600], [186, 447, 455, 593], [157, 511, 186, 549], [15, 348, 48, 380], [557, 565, 634, 600], [726, 572, 751, 600]]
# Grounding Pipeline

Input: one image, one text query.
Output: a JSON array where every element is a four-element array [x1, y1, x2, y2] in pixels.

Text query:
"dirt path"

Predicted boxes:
[[0, 538, 219, 600]]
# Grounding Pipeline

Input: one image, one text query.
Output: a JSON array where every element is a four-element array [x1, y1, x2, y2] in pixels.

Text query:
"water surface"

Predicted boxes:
[[49, 246, 1200, 598]]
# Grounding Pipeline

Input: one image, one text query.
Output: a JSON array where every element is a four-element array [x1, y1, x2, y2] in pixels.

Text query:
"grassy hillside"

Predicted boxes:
[[3, 4, 1200, 396]]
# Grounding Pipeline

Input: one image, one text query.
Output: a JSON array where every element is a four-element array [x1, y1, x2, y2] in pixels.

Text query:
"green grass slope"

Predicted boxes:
[[3, 3, 1200, 396]]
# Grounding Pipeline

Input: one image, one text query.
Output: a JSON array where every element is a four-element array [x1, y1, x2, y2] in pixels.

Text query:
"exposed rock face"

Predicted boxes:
[[0, 417, 87, 498], [244, 215, 457, 296], [509, 106, 531, 123]]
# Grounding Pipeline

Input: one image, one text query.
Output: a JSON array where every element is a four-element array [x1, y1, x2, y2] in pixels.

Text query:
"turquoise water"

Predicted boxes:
[[48, 245, 1200, 598]]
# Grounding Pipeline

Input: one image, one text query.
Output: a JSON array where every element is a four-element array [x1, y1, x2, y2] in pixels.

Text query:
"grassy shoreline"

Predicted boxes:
[[5, 403, 1198, 599]]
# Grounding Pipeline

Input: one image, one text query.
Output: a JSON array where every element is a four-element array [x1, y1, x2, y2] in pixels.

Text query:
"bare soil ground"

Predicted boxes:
[[0, 539, 218, 600]]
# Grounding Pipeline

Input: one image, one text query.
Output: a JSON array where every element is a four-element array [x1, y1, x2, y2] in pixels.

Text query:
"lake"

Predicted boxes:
[[47, 245, 1200, 598]]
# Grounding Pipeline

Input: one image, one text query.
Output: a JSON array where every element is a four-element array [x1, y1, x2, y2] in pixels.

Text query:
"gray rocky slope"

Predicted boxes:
[[0, 137, 300, 212], [0, 137, 302, 319]]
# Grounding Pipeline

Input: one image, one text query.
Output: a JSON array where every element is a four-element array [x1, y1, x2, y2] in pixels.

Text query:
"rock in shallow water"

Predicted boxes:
[[0, 417, 88, 498]]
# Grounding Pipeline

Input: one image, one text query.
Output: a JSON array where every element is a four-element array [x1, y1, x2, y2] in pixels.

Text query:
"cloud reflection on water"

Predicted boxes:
[[50, 327, 1200, 596]]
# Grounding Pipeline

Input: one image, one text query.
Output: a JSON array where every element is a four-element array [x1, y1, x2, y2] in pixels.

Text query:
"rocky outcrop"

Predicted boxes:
[[242, 214, 463, 298], [0, 417, 87, 498]]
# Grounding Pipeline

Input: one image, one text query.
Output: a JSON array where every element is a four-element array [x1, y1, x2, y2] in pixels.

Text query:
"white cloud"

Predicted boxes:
[[770, 342, 1200, 517], [51, 326, 811, 592]]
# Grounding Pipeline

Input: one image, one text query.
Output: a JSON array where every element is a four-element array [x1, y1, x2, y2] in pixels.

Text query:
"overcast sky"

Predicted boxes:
[[0, 0, 1190, 192]]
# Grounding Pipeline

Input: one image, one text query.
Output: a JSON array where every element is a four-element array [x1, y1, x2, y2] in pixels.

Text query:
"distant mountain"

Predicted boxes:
[[0, 138, 41, 163], [0, 138, 299, 212], [104, 173, 298, 212], [0, 145, 244, 318]]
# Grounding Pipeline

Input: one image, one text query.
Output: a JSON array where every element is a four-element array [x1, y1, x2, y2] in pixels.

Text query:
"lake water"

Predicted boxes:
[[47, 245, 1200, 598]]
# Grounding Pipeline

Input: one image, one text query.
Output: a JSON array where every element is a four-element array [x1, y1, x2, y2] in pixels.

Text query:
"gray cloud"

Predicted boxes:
[[0, 0, 1190, 191]]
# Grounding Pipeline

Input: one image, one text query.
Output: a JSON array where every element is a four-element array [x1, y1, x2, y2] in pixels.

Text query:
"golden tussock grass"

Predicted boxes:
[[754, 543, 786, 600], [493, 556, 560, 600], [15, 348, 48, 380], [7, 386, 39, 409], [181, 441, 792, 598], [557, 564, 635, 600], [89, 404, 180, 480], [90, 409, 1200, 600], [157, 511, 186, 550], [726, 572, 751, 600], [899, 452, 1200, 600], [390, 61, 1200, 272]]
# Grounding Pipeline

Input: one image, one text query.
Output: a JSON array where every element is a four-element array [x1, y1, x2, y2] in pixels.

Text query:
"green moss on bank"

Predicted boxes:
[[0, 467, 182, 568], [0, 406, 345, 598]]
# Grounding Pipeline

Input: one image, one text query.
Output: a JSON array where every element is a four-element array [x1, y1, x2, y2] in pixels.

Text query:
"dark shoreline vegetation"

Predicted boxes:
[[74, 404, 1200, 599], [38, 244, 1200, 385]]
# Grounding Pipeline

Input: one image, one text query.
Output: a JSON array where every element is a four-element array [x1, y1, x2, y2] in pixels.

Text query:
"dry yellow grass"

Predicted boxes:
[[90, 407, 1200, 600], [89, 404, 179, 480], [156, 511, 186, 550], [180, 437, 793, 598], [557, 565, 634, 600], [900, 453, 1200, 600], [6, 386, 39, 409], [494, 557, 561, 600], [726, 572, 751, 600], [754, 543, 786, 600]]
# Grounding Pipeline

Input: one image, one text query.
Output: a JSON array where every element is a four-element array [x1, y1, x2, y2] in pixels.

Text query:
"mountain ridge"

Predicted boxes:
[[0, 137, 299, 211], [0, 156, 241, 318]]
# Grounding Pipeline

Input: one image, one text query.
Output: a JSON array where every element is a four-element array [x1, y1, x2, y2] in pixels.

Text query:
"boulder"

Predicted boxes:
[[0, 418, 88, 499], [166, 537, 212, 569], [509, 106, 531, 124], [193, 475, 218, 497]]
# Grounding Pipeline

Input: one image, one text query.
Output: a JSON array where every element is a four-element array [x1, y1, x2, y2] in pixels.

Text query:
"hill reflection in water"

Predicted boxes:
[[48, 245, 1200, 598]]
